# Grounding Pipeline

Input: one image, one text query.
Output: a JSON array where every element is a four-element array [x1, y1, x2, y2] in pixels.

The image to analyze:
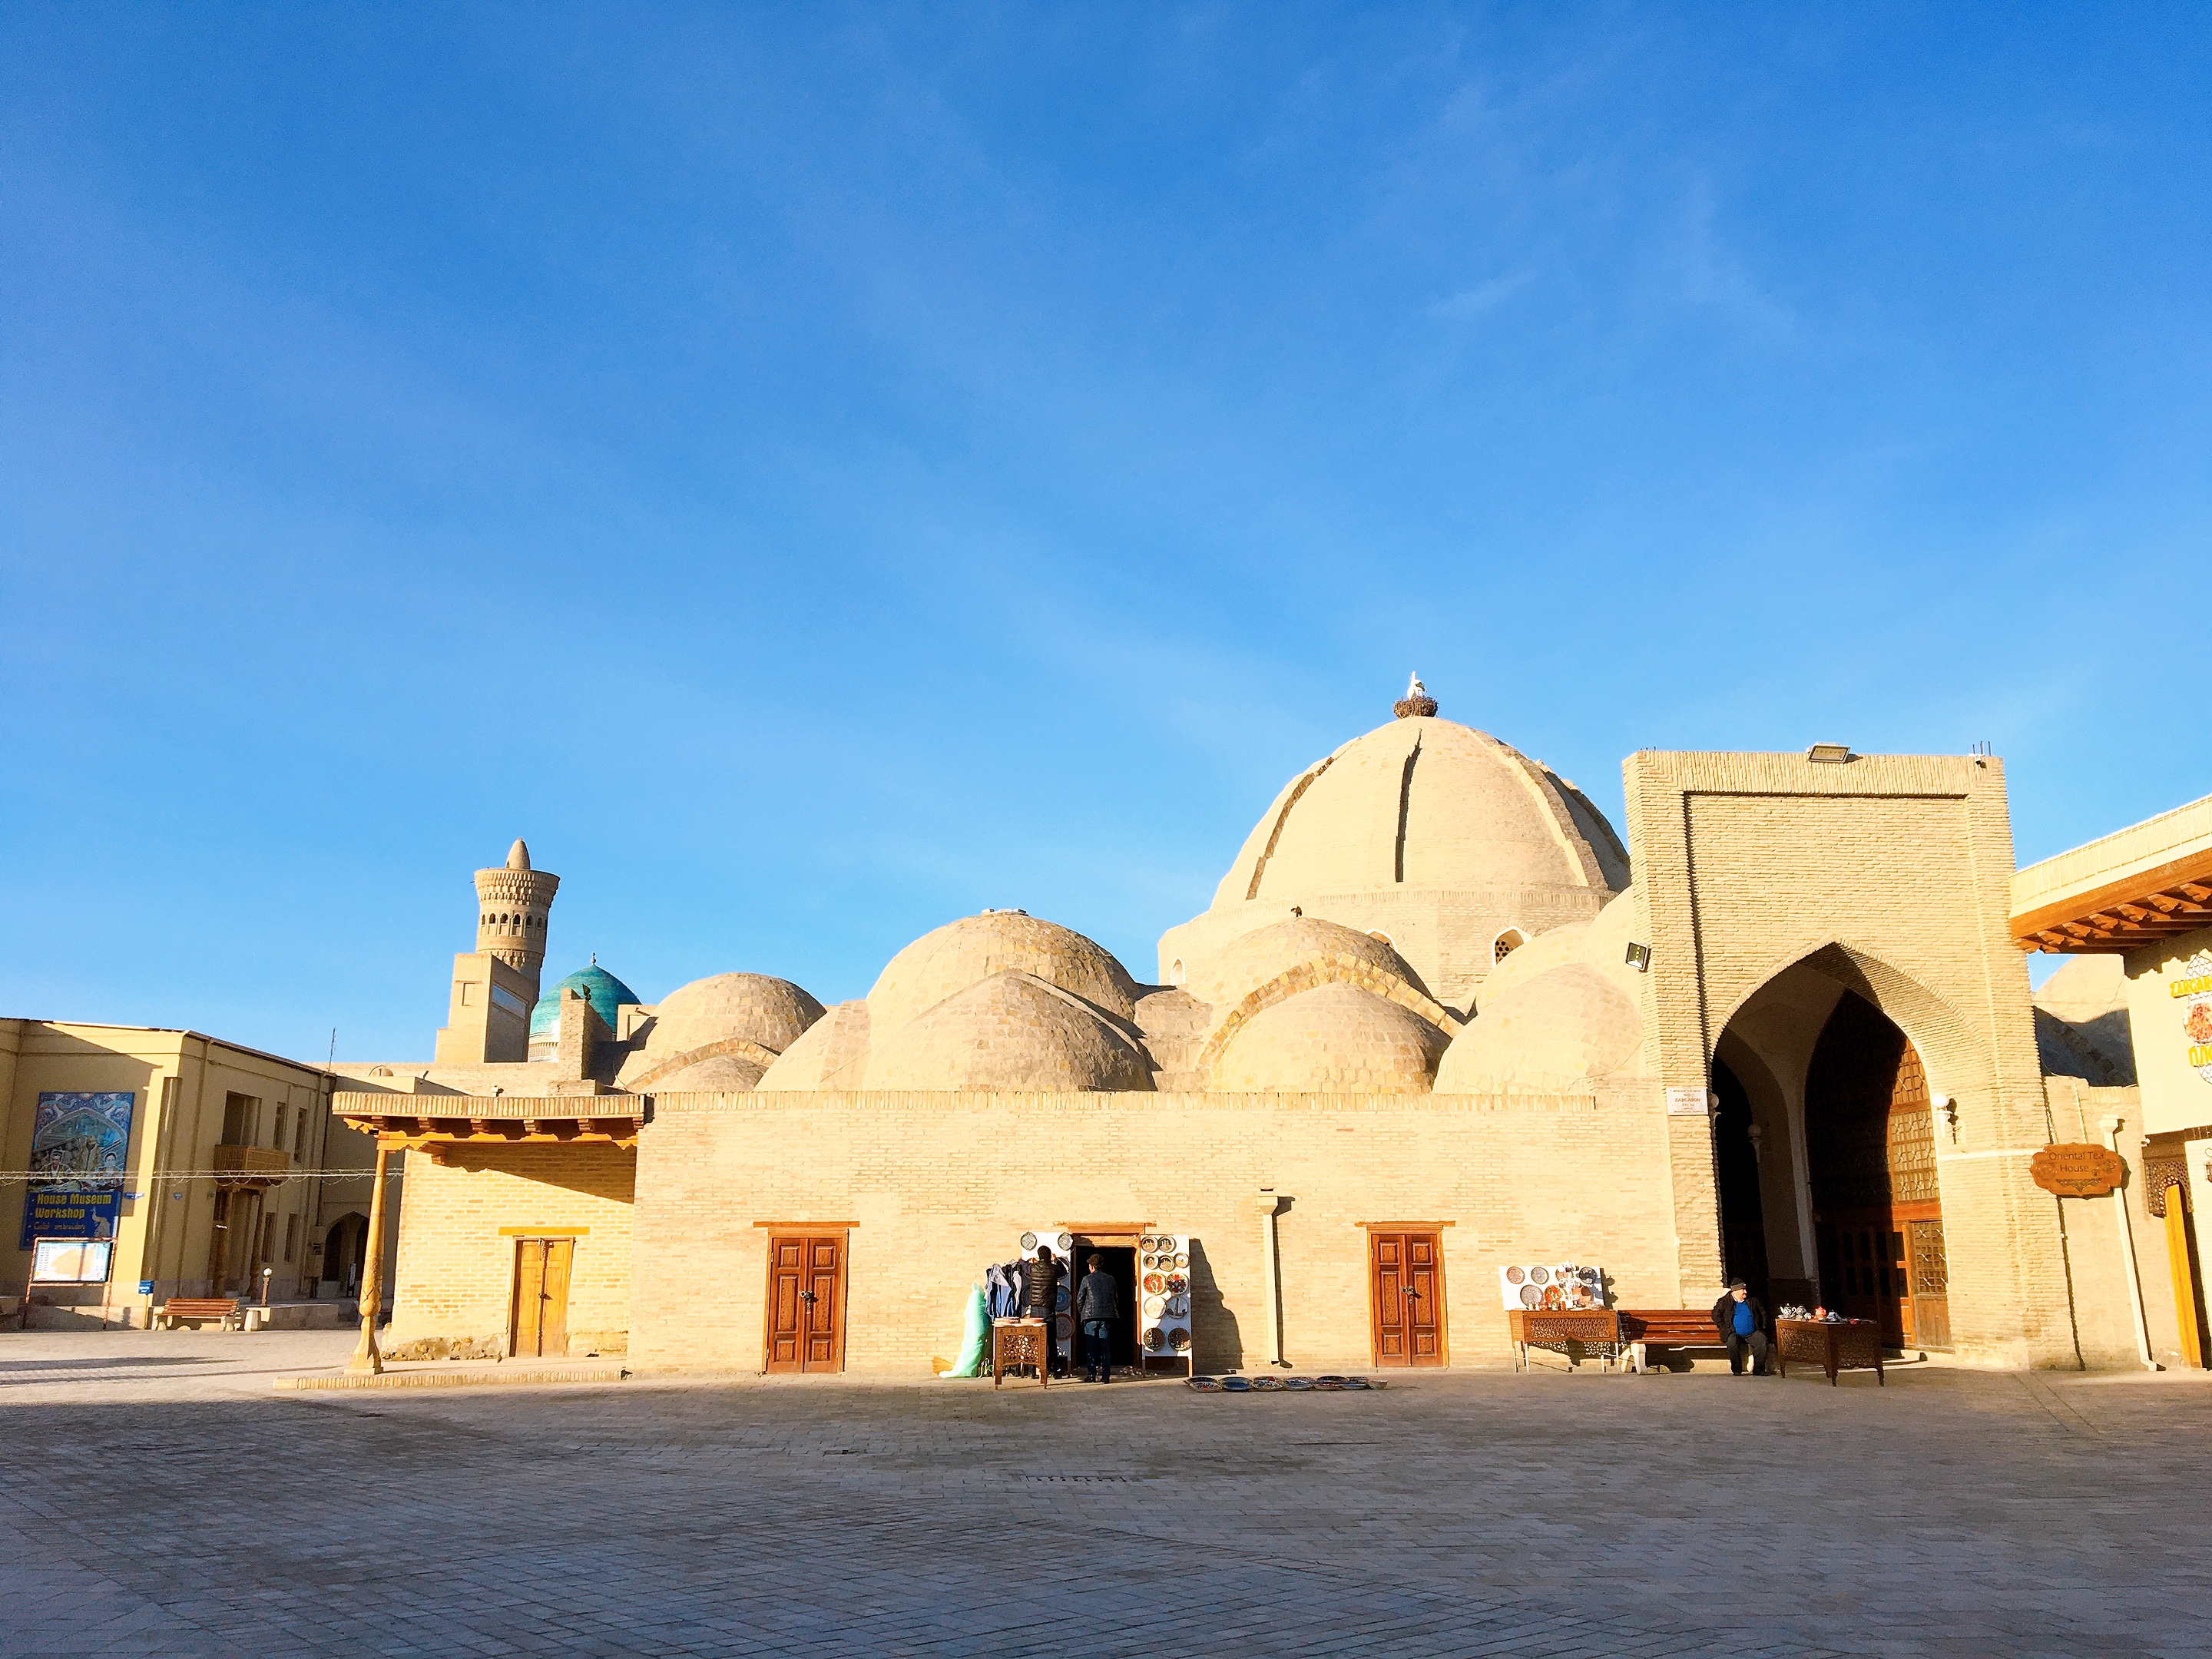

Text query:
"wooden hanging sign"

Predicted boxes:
[[2029, 1143, 2126, 1197]]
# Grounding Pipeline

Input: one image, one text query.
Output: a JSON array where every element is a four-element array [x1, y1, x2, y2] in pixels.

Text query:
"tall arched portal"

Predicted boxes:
[[1803, 992, 1950, 1349], [1710, 1058, 1770, 1299]]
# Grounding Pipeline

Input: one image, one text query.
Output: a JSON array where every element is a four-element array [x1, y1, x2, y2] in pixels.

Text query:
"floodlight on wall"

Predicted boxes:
[[1624, 942, 1651, 972], [1806, 743, 1853, 763]]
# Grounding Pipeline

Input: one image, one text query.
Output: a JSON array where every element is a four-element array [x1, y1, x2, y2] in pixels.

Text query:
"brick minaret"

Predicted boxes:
[[472, 839, 560, 1006]]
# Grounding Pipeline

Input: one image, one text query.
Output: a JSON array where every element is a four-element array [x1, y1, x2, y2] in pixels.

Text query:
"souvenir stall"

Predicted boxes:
[[1498, 1262, 1625, 1371], [981, 1227, 1196, 1382]]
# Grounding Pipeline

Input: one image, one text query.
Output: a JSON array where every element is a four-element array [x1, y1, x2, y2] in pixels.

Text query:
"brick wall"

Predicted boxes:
[[386, 1142, 634, 1355], [628, 1082, 1675, 1374], [1625, 751, 2081, 1365]]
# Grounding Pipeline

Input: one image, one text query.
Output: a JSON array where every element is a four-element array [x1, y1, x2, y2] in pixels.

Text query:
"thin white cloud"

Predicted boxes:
[[1429, 267, 1535, 319]]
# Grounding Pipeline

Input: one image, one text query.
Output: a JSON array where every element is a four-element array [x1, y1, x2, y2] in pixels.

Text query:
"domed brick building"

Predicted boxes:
[[333, 680, 2164, 1377]]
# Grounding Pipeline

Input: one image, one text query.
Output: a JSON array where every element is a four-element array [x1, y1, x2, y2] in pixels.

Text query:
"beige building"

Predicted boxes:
[[1, 1019, 393, 1323], [333, 687, 2176, 1374], [2013, 792, 2212, 1370]]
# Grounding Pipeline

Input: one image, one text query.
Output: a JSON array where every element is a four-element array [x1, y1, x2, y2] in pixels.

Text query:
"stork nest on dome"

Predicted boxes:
[[1393, 673, 1438, 719]]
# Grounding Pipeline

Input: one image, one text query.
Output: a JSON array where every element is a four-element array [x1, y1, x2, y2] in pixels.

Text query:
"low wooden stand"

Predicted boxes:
[[992, 1318, 1051, 1388], [1776, 1318, 1885, 1385], [1508, 1308, 1625, 1372]]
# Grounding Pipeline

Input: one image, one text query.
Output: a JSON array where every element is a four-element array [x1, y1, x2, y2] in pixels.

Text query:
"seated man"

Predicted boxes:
[[1710, 1279, 1770, 1376]]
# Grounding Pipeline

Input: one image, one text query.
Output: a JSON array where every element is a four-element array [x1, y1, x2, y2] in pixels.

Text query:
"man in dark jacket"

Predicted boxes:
[[1711, 1280, 1770, 1376], [1024, 1247, 1067, 1377], [1075, 1253, 1120, 1382]]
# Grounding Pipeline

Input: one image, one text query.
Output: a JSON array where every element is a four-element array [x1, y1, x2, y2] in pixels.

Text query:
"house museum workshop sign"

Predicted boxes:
[[2029, 1143, 2127, 1197]]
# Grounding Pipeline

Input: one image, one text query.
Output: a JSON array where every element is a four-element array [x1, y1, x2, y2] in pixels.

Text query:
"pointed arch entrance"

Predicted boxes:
[[1804, 992, 1950, 1348]]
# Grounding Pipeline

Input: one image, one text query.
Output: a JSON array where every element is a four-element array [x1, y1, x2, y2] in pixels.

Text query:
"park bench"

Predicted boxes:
[[1618, 1307, 1732, 1373], [157, 1297, 243, 1331]]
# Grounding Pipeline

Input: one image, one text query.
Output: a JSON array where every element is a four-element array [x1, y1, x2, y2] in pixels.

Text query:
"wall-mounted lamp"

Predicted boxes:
[[1806, 742, 1853, 763], [1747, 1123, 1764, 1164], [1624, 942, 1652, 972], [1934, 1094, 1958, 1141]]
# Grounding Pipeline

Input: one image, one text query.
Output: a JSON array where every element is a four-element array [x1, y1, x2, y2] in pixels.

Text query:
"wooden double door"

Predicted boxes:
[[764, 1235, 846, 1373], [1369, 1230, 1446, 1366], [512, 1237, 574, 1359]]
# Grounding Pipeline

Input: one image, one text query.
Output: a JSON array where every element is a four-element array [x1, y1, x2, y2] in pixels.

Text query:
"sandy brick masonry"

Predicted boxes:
[[386, 1141, 634, 1356], [1626, 751, 2074, 1365], [628, 1082, 1673, 1373]]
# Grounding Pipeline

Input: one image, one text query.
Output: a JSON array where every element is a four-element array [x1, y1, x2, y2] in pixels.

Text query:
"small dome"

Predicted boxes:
[[528, 962, 640, 1041], [646, 973, 824, 1059], [756, 1002, 873, 1091], [868, 912, 1140, 1040], [1435, 962, 1641, 1090], [866, 970, 1154, 1092], [1209, 982, 1447, 1093], [1192, 916, 1426, 1011], [650, 1052, 770, 1092]]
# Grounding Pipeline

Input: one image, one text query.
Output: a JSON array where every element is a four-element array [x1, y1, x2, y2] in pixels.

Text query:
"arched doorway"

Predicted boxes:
[[1711, 1058, 1769, 1300], [324, 1214, 368, 1292], [1803, 992, 1950, 1349]]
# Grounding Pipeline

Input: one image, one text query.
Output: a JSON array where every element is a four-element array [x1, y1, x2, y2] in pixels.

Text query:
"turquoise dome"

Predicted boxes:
[[529, 962, 641, 1041]]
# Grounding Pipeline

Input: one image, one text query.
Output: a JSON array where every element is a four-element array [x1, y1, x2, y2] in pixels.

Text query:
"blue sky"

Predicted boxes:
[[4, 5, 2207, 1061]]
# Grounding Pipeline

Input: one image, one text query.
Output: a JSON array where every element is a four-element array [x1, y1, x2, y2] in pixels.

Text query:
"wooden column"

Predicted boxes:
[[346, 1139, 393, 1376]]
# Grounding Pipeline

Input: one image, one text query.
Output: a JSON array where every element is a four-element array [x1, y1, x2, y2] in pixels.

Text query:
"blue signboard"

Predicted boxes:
[[18, 1091, 134, 1247]]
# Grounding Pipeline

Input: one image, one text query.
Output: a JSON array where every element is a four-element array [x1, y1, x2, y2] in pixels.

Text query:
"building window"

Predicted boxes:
[[1493, 929, 1526, 963], [220, 1093, 258, 1147], [293, 1108, 308, 1157], [284, 1214, 301, 1262], [1169, 959, 1184, 987], [273, 1105, 288, 1149]]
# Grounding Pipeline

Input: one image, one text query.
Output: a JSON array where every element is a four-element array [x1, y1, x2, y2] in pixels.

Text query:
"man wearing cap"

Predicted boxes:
[[1710, 1280, 1770, 1376]]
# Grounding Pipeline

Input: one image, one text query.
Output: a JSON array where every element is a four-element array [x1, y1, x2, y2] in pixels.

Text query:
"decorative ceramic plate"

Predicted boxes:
[[1220, 1376, 1251, 1392], [1055, 1315, 1073, 1339], [1174, 1253, 1188, 1269], [1141, 1235, 1159, 1251], [1528, 1266, 1550, 1285], [1187, 1376, 1222, 1392], [1313, 1379, 1346, 1391], [1056, 1286, 1071, 1310], [1167, 1274, 1187, 1292], [1170, 1330, 1192, 1352], [1144, 1273, 1167, 1293], [1518, 1284, 1541, 1308], [1165, 1293, 1189, 1318], [1144, 1294, 1165, 1318], [1284, 1376, 1315, 1391], [1505, 1265, 1526, 1285], [1020, 1232, 1038, 1250], [1341, 1377, 1370, 1389], [1250, 1375, 1285, 1391], [1143, 1326, 1164, 1350]]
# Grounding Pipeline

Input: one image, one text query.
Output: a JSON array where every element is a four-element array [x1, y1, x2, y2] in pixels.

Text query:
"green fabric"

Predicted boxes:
[[948, 1286, 988, 1376]]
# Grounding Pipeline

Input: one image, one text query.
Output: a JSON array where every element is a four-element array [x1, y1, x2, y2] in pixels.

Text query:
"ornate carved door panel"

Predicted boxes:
[[1369, 1231, 1445, 1367], [766, 1235, 846, 1373]]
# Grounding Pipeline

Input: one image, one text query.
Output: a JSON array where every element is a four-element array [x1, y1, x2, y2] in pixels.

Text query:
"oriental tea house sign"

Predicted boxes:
[[2028, 1143, 2127, 1198]]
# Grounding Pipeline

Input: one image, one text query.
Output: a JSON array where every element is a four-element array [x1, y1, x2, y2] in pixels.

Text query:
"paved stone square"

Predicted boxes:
[[2, 1332, 2207, 1657]]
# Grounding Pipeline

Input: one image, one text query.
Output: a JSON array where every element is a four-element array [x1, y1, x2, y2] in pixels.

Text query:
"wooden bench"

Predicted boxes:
[[157, 1297, 243, 1331], [1618, 1308, 1734, 1373]]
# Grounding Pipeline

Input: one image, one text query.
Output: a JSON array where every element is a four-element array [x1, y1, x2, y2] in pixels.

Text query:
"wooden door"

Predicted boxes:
[[512, 1237, 573, 1359], [765, 1235, 846, 1373], [1369, 1231, 1445, 1367], [1907, 1220, 1950, 1352]]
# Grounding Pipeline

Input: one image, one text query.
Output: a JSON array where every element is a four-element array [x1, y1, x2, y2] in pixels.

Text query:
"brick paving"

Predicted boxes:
[[2, 1332, 2207, 1657]]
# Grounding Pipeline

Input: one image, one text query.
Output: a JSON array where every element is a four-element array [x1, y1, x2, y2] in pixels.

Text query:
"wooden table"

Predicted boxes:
[[1775, 1317, 1885, 1385], [992, 1318, 1051, 1388], [1508, 1308, 1625, 1373]]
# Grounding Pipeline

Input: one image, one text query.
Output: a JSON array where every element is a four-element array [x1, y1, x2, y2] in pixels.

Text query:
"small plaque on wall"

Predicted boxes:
[[2029, 1143, 2126, 1197], [1665, 1086, 1710, 1116]]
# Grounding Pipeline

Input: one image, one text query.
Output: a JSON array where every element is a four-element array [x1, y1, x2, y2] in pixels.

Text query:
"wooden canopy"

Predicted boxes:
[[332, 1092, 646, 1162], [2012, 846, 2212, 954]]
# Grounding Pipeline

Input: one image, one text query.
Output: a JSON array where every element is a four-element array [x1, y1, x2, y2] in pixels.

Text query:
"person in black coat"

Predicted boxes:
[[1024, 1247, 1068, 1376], [1075, 1253, 1121, 1382], [1711, 1280, 1770, 1376]]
